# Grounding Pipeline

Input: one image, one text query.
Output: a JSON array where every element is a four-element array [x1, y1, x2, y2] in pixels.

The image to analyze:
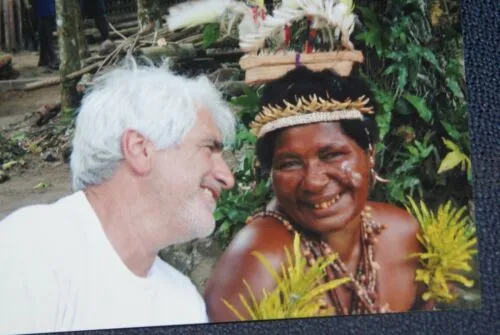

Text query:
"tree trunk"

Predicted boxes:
[[4, 0, 11, 51], [16, 0, 23, 50], [55, 0, 82, 110], [76, 6, 87, 61], [137, 0, 151, 31]]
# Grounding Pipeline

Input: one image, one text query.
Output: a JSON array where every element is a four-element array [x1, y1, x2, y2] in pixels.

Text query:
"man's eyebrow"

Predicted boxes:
[[200, 138, 224, 151]]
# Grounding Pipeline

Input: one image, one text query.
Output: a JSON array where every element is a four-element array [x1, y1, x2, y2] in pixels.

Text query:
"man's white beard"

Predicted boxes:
[[170, 200, 216, 245]]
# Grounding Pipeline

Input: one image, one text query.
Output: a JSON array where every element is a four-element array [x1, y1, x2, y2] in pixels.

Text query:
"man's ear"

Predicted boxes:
[[120, 129, 154, 175]]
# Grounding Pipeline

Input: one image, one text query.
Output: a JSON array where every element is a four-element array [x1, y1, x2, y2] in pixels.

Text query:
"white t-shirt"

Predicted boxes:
[[0, 191, 208, 334]]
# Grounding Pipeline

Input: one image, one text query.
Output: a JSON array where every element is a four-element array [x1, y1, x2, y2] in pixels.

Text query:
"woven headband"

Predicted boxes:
[[249, 94, 374, 138]]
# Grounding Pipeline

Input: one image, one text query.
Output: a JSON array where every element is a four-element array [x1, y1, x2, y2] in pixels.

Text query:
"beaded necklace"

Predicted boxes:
[[247, 205, 389, 315]]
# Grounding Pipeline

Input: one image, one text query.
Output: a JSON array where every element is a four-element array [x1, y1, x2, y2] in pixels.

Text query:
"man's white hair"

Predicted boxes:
[[70, 58, 236, 191]]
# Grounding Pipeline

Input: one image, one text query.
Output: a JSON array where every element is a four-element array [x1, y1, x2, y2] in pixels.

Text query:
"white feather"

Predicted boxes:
[[282, 0, 300, 8], [235, 0, 357, 52], [239, 6, 304, 52], [167, 0, 236, 31]]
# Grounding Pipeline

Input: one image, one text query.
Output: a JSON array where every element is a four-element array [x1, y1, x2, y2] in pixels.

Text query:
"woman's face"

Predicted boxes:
[[271, 122, 372, 235]]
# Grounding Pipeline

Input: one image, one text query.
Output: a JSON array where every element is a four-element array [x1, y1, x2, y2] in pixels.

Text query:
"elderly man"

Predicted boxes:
[[0, 60, 235, 333]]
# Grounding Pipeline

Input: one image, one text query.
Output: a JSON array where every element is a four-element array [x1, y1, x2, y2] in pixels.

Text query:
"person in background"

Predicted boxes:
[[80, 0, 115, 54], [33, 0, 58, 69], [0, 58, 236, 333]]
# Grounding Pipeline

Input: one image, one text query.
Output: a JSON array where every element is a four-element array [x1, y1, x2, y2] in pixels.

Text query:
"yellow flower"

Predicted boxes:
[[406, 197, 477, 303], [222, 232, 350, 320]]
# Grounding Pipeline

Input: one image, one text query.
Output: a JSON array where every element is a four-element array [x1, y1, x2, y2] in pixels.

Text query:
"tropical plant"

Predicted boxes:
[[214, 87, 272, 246], [405, 197, 477, 303], [437, 138, 472, 182], [222, 232, 351, 319], [354, 0, 471, 207]]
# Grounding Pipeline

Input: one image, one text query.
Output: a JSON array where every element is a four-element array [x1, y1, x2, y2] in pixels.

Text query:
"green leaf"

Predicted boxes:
[[213, 210, 225, 222], [398, 67, 409, 90], [382, 64, 399, 76], [406, 145, 419, 157], [442, 138, 461, 152], [2, 160, 17, 170], [447, 79, 464, 99], [376, 110, 391, 141], [438, 151, 466, 174], [33, 182, 49, 190], [10, 131, 26, 142], [440, 121, 461, 140], [394, 98, 412, 116], [419, 48, 441, 71], [202, 23, 220, 48], [403, 94, 433, 123]]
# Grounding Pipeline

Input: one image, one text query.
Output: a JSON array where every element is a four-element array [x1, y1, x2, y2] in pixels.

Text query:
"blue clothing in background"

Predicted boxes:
[[34, 0, 56, 18]]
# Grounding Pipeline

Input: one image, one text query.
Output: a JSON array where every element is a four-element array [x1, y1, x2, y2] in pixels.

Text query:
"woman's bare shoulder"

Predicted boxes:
[[368, 201, 421, 253], [222, 214, 294, 257], [204, 214, 293, 322]]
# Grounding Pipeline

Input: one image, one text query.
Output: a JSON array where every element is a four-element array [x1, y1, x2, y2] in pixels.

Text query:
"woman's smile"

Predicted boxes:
[[271, 122, 371, 233]]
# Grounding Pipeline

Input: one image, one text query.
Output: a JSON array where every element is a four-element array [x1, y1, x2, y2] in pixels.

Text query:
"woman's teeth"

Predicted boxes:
[[313, 194, 341, 209]]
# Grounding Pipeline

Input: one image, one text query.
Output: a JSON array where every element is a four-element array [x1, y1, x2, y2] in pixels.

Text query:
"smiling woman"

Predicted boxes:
[[204, 66, 430, 320]]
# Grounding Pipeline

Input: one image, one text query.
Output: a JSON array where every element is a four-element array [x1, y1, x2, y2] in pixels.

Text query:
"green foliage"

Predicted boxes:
[[230, 86, 261, 128], [215, 86, 272, 246], [355, 0, 471, 206], [0, 133, 26, 166], [203, 23, 221, 48], [60, 108, 75, 126], [438, 138, 472, 182], [215, 0, 472, 250]]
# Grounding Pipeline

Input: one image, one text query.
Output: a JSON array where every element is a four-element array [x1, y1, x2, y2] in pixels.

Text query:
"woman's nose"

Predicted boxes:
[[301, 162, 329, 193]]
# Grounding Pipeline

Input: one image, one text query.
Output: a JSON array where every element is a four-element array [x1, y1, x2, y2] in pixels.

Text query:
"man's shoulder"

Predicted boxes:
[[153, 258, 208, 319], [153, 258, 202, 292], [0, 192, 86, 254]]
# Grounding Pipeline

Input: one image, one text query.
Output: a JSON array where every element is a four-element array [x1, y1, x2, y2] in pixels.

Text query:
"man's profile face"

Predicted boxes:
[[148, 108, 235, 244]]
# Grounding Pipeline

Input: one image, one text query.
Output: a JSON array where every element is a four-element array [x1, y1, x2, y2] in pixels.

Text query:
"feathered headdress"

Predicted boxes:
[[238, 0, 364, 84], [238, 0, 369, 137]]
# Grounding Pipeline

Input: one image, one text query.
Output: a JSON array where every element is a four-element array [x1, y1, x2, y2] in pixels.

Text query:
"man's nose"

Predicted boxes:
[[213, 155, 235, 190]]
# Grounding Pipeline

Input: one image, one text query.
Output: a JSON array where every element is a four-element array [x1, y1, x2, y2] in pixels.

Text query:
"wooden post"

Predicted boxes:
[[56, 0, 82, 110]]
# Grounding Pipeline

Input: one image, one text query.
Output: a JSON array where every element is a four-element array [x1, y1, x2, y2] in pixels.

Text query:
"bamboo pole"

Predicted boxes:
[[23, 61, 101, 91]]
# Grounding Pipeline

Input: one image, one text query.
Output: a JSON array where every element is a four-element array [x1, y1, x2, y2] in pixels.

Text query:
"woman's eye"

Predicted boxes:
[[322, 152, 343, 160], [276, 161, 301, 169]]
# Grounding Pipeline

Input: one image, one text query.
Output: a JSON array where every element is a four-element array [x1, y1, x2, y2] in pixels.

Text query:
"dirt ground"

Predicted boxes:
[[0, 52, 72, 220]]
